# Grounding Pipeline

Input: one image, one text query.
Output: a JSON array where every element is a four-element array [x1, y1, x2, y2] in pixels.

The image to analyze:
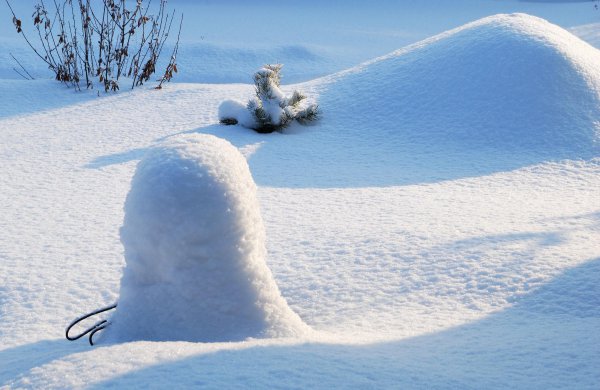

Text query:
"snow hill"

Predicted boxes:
[[233, 13, 600, 188], [325, 13, 600, 150]]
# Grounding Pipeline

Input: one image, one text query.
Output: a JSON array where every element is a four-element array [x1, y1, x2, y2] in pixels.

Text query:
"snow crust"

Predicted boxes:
[[108, 134, 308, 342]]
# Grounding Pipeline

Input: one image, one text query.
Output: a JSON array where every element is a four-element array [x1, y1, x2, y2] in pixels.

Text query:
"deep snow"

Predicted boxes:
[[0, 2, 599, 390]]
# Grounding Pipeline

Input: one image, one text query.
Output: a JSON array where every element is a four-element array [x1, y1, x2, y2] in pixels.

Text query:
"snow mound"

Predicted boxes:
[[322, 13, 600, 151], [218, 99, 256, 128], [107, 134, 309, 342]]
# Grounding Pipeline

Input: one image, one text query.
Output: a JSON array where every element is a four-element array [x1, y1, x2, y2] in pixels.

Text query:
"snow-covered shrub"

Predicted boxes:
[[106, 134, 309, 342], [219, 64, 319, 133]]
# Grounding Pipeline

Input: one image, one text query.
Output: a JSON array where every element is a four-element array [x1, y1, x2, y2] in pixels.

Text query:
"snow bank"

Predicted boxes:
[[107, 134, 309, 342], [322, 13, 600, 151]]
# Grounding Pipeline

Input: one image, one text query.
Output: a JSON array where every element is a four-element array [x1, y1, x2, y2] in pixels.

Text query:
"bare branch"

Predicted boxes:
[[10, 52, 35, 80], [6, 0, 182, 91]]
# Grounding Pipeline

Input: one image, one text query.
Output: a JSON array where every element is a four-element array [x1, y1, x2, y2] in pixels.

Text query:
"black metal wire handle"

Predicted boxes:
[[65, 303, 117, 346]]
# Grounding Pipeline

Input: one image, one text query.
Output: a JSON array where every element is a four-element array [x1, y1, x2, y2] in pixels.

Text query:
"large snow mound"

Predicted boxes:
[[107, 134, 309, 342], [323, 13, 600, 149], [238, 13, 600, 188]]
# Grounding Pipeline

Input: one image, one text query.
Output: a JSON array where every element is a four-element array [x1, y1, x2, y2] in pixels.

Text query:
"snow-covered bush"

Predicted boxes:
[[219, 64, 319, 133], [106, 134, 309, 342]]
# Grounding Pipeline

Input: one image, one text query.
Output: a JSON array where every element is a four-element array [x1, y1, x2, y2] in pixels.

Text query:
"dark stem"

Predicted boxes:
[[10, 52, 35, 79]]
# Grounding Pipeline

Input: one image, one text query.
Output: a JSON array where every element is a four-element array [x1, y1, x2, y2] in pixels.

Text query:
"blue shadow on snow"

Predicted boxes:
[[0, 339, 86, 385], [87, 258, 600, 389]]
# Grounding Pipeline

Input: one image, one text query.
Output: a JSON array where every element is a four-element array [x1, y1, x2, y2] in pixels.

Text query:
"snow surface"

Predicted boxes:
[[108, 134, 308, 342], [0, 2, 600, 389]]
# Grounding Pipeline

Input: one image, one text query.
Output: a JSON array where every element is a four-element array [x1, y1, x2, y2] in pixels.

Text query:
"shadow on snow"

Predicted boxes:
[[86, 121, 599, 189], [85, 258, 600, 389], [2, 224, 598, 388], [0, 340, 86, 386]]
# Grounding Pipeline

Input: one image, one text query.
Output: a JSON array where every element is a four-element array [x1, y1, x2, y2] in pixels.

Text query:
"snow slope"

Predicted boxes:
[[0, 10, 599, 390]]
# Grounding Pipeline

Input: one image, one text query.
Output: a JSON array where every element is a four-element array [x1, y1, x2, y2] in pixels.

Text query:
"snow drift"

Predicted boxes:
[[321, 13, 600, 150], [107, 134, 309, 342], [238, 13, 600, 187]]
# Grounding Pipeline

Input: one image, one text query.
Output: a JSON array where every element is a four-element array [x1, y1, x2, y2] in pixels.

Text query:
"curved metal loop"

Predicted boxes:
[[65, 303, 117, 345], [89, 322, 110, 346]]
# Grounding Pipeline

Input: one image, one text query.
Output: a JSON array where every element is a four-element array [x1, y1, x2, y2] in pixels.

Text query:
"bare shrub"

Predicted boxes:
[[5, 0, 183, 92]]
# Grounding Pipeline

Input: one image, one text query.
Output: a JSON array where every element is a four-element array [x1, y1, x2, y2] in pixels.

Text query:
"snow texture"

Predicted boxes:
[[218, 99, 256, 128], [108, 134, 309, 342], [328, 13, 600, 152]]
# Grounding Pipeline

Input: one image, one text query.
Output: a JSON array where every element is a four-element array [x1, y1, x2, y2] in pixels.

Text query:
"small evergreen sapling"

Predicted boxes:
[[219, 64, 319, 133]]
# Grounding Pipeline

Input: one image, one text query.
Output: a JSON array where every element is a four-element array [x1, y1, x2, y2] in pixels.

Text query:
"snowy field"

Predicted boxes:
[[1, 1, 599, 389]]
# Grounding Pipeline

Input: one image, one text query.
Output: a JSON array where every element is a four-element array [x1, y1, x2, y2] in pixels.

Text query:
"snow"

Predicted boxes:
[[0, 1, 599, 389], [108, 134, 308, 342], [218, 99, 256, 128]]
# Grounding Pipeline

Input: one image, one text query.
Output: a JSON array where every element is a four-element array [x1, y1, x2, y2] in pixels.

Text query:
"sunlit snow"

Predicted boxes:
[[0, 1, 599, 389]]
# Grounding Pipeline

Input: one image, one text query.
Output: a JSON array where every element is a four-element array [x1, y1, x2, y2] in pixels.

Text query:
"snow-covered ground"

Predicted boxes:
[[1, 1, 599, 389]]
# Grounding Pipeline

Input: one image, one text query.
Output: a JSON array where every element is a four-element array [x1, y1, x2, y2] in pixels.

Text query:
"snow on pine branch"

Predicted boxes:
[[219, 64, 319, 133]]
